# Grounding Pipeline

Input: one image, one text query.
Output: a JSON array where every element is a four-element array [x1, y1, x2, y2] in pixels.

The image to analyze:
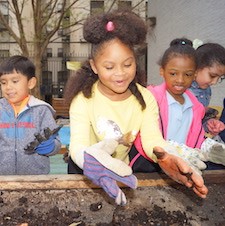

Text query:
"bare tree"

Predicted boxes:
[[0, 0, 83, 97], [0, 0, 147, 98]]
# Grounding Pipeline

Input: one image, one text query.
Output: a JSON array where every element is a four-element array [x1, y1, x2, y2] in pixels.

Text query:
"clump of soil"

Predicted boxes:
[[1, 206, 83, 226], [110, 204, 192, 226]]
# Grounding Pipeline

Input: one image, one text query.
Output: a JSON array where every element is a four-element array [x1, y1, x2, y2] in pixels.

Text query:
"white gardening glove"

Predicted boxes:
[[201, 138, 225, 166], [165, 140, 207, 175], [85, 139, 132, 176]]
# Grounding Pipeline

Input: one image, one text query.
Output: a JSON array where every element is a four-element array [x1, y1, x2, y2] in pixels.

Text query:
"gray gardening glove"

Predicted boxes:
[[201, 138, 225, 165]]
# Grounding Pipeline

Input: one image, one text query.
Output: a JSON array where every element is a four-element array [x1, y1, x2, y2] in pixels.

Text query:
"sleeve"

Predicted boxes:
[[139, 91, 168, 162], [69, 95, 93, 169]]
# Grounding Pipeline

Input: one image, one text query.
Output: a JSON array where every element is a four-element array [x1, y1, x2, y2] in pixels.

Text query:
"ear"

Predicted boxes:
[[89, 59, 98, 74], [28, 77, 37, 90], [159, 67, 164, 77]]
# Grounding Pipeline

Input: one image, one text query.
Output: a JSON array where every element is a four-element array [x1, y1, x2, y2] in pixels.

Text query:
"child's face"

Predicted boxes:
[[160, 56, 196, 102], [0, 71, 36, 106], [195, 63, 225, 89], [90, 38, 136, 101]]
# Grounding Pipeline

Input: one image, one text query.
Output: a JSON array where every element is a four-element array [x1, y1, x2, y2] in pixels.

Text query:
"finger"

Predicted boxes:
[[193, 185, 208, 198], [115, 190, 127, 205], [188, 170, 205, 188]]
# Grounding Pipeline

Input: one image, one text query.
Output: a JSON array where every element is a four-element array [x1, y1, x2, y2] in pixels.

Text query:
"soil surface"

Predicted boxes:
[[0, 182, 224, 226]]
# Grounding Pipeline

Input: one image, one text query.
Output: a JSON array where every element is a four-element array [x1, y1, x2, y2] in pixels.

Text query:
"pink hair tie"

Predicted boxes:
[[106, 21, 115, 32]]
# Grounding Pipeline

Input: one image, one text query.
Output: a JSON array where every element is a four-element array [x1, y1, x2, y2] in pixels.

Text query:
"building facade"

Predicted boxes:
[[147, 0, 225, 106]]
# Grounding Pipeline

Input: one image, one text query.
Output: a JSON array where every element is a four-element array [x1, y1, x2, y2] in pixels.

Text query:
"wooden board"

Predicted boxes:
[[0, 170, 224, 191]]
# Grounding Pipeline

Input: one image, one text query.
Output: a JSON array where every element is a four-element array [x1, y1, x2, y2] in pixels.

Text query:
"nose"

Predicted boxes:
[[115, 66, 125, 76], [176, 74, 184, 83]]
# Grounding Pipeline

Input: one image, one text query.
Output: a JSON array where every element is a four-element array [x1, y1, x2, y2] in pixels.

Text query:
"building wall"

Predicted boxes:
[[147, 0, 225, 106]]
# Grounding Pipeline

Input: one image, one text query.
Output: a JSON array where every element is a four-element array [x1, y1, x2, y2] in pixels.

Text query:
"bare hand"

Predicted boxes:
[[153, 146, 208, 198], [207, 119, 225, 136]]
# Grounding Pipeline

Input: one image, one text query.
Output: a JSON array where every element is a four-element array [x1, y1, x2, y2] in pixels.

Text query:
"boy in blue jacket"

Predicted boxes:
[[0, 55, 61, 175]]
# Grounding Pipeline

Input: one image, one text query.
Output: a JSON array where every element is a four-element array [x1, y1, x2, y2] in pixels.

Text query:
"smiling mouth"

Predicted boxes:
[[7, 93, 16, 98], [174, 85, 184, 91]]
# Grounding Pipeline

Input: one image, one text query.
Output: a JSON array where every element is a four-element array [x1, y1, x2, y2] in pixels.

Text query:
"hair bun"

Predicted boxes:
[[170, 38, 193, 47]]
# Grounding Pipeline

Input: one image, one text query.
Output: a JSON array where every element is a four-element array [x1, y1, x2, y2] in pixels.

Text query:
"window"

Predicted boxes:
[[0, 50, 9, 58], [46, 48, 52, 58], [58, 48, 63, 57], [90, 1, 104, 15], [118, 1, 132, 10], [42, 71, 52, 85], [0, 1, 9, 31]]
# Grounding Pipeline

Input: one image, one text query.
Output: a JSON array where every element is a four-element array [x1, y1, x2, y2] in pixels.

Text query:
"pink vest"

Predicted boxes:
[[133, 83, 205, 162]]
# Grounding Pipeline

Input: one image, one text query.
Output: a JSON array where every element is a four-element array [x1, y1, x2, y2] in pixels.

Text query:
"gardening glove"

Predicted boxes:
[[153, 146, 208, 199], [201, 138, 225, 165], [84, 139, 132, 176], [83, 151, 137, 205], [202, 107, 219, 124], [35, 133, 57, 155], [24, 125, 63, 155], [165, 140, 207, 175], [206, 118, 225, 136]]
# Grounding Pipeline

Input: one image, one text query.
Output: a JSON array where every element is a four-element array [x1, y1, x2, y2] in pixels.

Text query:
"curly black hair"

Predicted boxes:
[[64, 9, 147, 109]]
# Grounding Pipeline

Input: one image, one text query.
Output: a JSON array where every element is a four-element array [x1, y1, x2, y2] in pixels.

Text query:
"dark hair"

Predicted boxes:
[[159, 38, 197, 69], [0, 55, 35, 79], [64, 10, 147, 110], [196, 43, 225, 70]]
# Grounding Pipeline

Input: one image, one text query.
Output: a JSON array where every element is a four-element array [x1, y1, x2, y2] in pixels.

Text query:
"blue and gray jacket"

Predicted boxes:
[[0, 96, 61, 175]]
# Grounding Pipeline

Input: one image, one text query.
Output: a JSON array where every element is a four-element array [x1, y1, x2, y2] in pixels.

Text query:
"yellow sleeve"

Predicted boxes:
[[138, 86, 168, 162], [69, 93, 97, 168]]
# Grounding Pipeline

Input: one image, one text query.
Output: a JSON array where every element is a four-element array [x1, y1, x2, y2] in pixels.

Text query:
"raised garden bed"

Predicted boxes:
[[0, 171, 224, 226]]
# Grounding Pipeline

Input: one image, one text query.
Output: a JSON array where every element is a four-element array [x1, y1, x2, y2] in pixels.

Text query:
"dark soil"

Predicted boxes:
[[0, 183, 224, 226]]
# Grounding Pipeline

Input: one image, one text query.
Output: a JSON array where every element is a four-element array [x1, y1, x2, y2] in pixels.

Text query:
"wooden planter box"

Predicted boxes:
[[0, 171, 224, 225]]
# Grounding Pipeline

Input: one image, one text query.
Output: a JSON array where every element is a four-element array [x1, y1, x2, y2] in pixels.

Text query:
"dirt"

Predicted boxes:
[[0, 182, 224, 226]]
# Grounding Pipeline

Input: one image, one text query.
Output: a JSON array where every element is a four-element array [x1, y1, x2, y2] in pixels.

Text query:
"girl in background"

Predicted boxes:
[[190, 42, 225, 137]]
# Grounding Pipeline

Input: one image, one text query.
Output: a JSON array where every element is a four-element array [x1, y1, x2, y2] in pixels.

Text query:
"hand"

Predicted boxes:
[[206, 119, 225, 136], [83, 151, 137, 205], [35, 134, 56, 155], [153, 146, 208, 198], [85, 139, 132, 176], [24, 125, 63, 155]]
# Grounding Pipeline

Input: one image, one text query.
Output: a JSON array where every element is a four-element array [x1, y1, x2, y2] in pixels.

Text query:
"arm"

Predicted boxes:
[[69, 95, 96, 169], [139, 90, 208, 198]]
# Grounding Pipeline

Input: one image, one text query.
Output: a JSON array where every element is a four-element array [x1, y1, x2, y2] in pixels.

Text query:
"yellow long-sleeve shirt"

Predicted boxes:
[[69, 81, 167, 168]]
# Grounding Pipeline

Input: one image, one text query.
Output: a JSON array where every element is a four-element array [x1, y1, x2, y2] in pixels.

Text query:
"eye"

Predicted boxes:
[[186, 73, 193, 77], [209, 73, 217, 79], [12, 80, 19, 83], [170, 72, 176, 76], [124, 63, 132, 68], [105, 66, 113, 70]]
